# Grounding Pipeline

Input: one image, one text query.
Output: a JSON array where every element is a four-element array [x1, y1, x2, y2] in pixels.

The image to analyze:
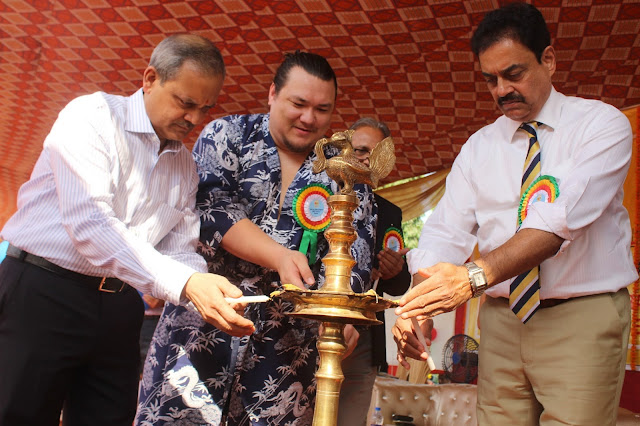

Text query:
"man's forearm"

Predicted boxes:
[[476, 228, 564, 287], [220, 218, 289, 270]]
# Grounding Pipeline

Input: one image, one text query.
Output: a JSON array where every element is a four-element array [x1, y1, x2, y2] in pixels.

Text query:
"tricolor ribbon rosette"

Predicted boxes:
[[293, 183, 333, 265], [517, 175, 559, 227], [383, 227, 404, 252]]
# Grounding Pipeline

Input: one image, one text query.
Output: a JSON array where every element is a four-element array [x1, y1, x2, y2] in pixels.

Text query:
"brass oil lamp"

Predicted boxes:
[[273, 130, 397, 426]]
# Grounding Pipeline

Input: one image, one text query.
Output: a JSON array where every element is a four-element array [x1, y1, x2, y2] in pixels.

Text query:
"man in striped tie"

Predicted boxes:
[[0, 35, 254, 426], [393, 3, 635, 425]]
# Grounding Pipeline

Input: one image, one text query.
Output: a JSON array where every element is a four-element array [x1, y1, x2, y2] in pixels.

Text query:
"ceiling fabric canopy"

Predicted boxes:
[[1, 0, 639, 228]]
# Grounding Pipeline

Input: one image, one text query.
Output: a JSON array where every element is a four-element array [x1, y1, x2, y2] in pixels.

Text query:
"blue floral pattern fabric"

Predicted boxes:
[[136, 114, 377, 426]]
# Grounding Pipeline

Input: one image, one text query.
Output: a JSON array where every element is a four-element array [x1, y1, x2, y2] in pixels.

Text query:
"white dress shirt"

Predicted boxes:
[[1, 89, 206, 304], [408, 88, 638, 299]]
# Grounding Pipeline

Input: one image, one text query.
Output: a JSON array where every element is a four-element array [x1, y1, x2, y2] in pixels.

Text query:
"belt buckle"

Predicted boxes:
[[98, 277, 124, 293]]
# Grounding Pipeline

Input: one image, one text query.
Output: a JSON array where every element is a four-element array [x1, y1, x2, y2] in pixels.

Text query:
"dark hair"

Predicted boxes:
[[349, 117, 391, 138], [273, 50, 337, 97], [149, 34, 225, 82], [470, 2, 551, 63]]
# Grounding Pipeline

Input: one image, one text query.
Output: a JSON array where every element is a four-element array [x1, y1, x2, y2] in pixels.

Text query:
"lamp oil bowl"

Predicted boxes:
[[272, 130, 397, 426]]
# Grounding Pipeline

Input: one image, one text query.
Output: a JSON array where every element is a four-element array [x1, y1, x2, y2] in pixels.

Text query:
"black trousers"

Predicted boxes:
[[0, 256, 144, 426]]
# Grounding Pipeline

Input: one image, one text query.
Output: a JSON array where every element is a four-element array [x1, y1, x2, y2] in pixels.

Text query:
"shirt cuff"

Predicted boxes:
[[406, 248, 440, 276], [153, 258, 205, 305], [519, 201, 571, 256]]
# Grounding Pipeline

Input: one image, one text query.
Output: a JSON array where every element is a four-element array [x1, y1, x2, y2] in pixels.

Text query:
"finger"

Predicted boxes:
[[402, 292, 455, 319], [216, 303, 253, 325], [384, 248, 404, 261], [377, 249, 400, 268], [378, 257, 402, 280], [203, 309, 254, 337], [397, 286, 430, 311], [226, 325, 255, 337], [279, 266, 305, 289], [399, 305, 433, 320], [398, 274, 447, 312], [397, 352, 411, 370], [377, 253, 394, 272], [398, 248, 410, 256], [398, 279, 431, 306], [402, 333, 427, 358], [185, 278, 254, 336], [207, 293, 254, 324], [229, 303, 248, 315], [377, 263, 392, 279], [395, 332, 425, 362], [382, 259, 403, 278], [217, 278, 244, 299], [392, 325, 425, 360], [292, 255, 315, 287], [416, 267, 434, 279], [397, 294, 439, 319], [222, 312, 255, 335]]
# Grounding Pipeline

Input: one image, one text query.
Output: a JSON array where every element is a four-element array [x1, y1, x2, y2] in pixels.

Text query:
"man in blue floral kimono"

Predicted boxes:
[[136, 51, 377, 426]]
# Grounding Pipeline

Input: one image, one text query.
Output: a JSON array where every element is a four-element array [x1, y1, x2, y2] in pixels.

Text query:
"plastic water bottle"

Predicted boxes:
[[371, 406, 384, 425]]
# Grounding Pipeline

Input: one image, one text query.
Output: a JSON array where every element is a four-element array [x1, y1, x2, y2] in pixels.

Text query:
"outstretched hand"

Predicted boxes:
[[395, 262, 472, 320], [182, 272, 256, 337]]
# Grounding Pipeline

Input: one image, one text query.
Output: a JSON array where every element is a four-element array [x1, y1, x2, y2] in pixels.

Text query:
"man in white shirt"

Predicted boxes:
[[393, 3, 635, 425], [0, 34, 254, 426]]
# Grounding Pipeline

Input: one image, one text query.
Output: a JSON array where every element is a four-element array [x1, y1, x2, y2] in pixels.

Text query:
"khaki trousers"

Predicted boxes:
[[477, 288, 630, 426]]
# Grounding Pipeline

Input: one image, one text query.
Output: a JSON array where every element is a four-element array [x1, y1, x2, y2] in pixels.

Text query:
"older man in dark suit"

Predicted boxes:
[[338, 118, 411, 426]]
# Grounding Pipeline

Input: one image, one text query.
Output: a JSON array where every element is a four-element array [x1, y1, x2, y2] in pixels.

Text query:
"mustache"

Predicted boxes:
[[498, 93, 525, 106], [176, 121, 194, 131]]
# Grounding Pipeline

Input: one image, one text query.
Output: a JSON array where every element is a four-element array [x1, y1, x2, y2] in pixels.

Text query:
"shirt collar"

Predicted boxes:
[[126, 88, 156, 135], [126, 88, 182, 153], [507, 86, 562, 141]]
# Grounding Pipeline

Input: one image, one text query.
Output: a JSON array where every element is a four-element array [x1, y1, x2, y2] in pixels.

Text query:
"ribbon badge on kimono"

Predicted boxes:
[[293, 183, 333, 265], [383, 227, 404, 252], [517, 175, 559, 227]]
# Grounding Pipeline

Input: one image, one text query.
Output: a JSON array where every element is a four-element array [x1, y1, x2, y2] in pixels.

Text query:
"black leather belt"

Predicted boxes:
[[6, 244, 129, 293], [539, 298, 570, 309], [495, 296, 572, 309]]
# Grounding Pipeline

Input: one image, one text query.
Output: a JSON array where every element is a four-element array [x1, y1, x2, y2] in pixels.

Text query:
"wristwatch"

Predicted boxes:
[[464, 261, 488, 298]]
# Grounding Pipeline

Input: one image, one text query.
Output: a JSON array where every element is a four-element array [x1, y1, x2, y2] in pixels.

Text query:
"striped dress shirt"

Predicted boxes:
[[1, 89, 206, 304]]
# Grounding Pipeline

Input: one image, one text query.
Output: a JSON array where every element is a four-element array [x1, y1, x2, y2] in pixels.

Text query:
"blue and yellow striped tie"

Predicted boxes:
[[510, 122, 541, 323]]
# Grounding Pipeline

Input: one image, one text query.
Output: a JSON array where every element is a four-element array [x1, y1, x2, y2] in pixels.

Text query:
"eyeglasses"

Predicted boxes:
[[353, 147, 371, 160]]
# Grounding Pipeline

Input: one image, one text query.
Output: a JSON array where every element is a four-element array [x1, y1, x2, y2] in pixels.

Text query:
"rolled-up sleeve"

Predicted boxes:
[[520, 107, 632, 254]]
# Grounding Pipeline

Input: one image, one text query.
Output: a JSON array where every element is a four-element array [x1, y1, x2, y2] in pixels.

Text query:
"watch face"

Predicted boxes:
[[465, 262, 487, 297]]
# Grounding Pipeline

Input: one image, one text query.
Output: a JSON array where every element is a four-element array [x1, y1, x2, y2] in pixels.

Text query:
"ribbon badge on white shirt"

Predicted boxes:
[[517, 175, 559, 227], [293, 183, 333, 265]]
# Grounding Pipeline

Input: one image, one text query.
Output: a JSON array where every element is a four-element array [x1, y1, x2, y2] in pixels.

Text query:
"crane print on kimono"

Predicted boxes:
[[136, 113, 377, 426]]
